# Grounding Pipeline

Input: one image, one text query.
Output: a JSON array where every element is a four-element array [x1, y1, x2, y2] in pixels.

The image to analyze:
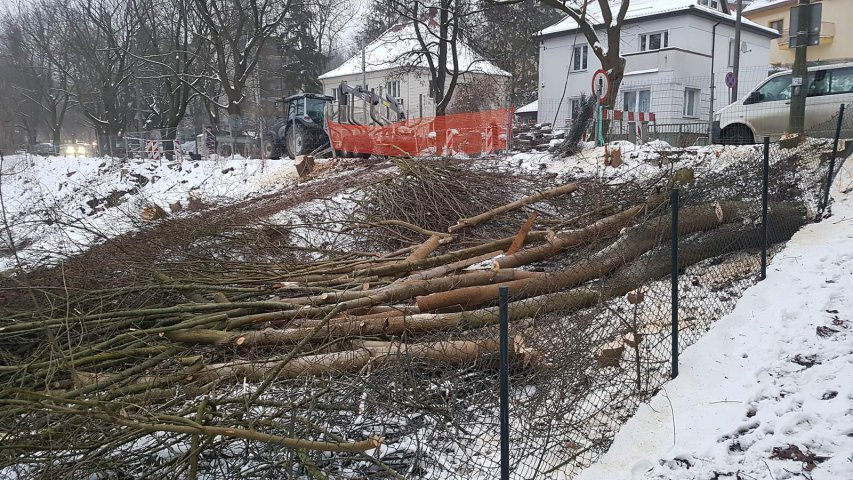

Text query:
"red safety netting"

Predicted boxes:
[[328, 108, 512, 157]]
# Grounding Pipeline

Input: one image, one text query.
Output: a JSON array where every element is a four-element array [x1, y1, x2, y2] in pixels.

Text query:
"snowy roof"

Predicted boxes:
[[319, 22, 510, 80], [743, 0, 793, 13], [516, 100, 538, 114], [538, 0, 779, 38]]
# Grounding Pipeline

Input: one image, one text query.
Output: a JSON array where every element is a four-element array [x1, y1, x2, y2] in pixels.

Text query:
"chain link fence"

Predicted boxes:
[[1, 96, 850, 479]]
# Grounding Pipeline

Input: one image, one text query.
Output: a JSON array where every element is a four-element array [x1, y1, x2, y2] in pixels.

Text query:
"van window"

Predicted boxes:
[[832, 68, 853, 94], [754, 75, 792, 103], [807, 67, 853, 96]]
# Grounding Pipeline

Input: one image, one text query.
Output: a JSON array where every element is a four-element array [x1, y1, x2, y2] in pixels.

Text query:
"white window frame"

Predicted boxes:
[[698, 0, 720, 9], [683, 87, 700, 118], [769, 19, 784, 34], [728, 39, 735, 67], [385, 80, 401, 99], [571, 45, 588, 72], [623, 89, 652, 112], [568, 97, 582, 120], [639, 31, 669, 52]]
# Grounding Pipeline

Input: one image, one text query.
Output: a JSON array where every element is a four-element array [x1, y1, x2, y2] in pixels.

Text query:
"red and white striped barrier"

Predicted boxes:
[[145, 140, 162, 161], [601, 110, 656, 123]]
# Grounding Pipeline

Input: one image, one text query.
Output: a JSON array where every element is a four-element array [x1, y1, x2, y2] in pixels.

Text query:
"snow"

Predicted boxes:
[[743, 0, 791, 14], [575, 157, 853, 479], [624, 68, 660, 76], [319, 21, 510, 80], [516, 100, 538, 114], [538, 0, 779, 38], [0, 154, 298, 271]]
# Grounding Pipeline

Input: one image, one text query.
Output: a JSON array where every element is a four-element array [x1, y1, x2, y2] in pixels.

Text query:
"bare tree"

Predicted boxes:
[[189, 0, 294, 125], [16, 4, 75, 147], [390, 0, 473, 117], [533, 0, 631, 108], [130, 0, 206, 151], [53, 0, 139, 154]]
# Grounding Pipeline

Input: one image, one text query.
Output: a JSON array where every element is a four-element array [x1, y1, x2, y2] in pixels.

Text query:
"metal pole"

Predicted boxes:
[[761, 137, 770, 280], [670, 188, 679, 379], [822, 104, 846, 211], [789, 0, 811, 135], [361, 37, 368, 125], [498, 285, 510, 480], [708, 22, 721, 140], [731, 0, 743, 102]]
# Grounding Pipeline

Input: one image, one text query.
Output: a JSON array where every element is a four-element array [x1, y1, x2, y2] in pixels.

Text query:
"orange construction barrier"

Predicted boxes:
[[328, 108, 512, 157]]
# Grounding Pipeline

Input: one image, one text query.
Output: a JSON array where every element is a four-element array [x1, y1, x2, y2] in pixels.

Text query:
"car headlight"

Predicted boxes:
[[65, 147, 76, 156], [76, 146, 86, 155]]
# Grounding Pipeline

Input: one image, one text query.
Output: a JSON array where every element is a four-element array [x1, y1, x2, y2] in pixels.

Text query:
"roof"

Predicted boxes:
[[538, 0, 779, 38], [743, 0, 793, 14], [319, 21, 510, 80], [516, 100, 538, 114]]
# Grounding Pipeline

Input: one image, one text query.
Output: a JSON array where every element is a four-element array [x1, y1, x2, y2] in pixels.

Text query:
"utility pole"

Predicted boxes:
[[731, 0, 743, 102], [361, 36, 368, 125], [788, 0, 811, 135]]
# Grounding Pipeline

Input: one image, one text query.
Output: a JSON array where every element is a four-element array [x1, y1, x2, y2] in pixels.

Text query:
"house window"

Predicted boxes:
[[683, 88, 700, 117], [569, 97, 582, 120], [639, 31, 668, 51], [572, 45, 588, 71], [624, 89, 651, 112], [698, 0, 719, 9], [769, 19, 784, 34], [385, 80, 401, 98], [728, 39, 735, 67]]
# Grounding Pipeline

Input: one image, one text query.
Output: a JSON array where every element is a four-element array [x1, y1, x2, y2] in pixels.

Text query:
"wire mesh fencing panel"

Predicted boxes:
[[1, 104, 850, 480]]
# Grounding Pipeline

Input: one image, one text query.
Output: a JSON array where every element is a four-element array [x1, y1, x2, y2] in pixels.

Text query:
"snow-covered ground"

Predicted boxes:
[[575, 159, 853, 480], [0, 154, 298, 270]]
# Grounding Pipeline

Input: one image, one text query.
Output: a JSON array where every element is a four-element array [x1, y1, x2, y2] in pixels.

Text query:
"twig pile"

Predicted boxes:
[[0, 145, 829, 478]]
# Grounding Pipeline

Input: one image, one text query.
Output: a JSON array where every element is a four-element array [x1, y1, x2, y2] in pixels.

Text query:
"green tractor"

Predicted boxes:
[[268, 83, 406, 159], [269, 93, 334, 159]]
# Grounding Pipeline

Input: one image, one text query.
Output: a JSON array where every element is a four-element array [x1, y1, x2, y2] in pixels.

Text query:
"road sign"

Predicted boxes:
[[591, 69, 610, 102], [789, 2, 822, 48], [725, 71, 737, 89]]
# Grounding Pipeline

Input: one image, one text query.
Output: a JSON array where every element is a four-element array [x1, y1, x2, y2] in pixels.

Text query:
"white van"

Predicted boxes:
[[715, 62, 853, 144]]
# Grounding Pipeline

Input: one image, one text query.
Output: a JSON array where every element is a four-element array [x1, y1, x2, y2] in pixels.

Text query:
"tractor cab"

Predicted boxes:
[[269, 93, 334, 159]]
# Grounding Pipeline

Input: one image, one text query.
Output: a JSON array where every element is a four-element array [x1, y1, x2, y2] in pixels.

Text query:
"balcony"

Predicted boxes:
[[623, 47, 710, 77], [777, 21, 836, 48]]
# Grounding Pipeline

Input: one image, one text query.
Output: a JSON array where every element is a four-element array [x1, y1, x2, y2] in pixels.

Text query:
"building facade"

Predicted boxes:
[[319, 22, 510, 121], [743, 0, 853, 67], [536, 0, 779, 128]]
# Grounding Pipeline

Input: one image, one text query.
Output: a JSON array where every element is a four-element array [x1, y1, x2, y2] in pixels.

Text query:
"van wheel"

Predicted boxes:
[[720, 124, 755, 145]]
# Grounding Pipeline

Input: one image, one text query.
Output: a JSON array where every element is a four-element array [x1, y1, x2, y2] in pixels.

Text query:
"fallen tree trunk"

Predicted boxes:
[[447, 183, 577, 233], [506, 213, 539, 255], [226, 268, 543, 329], [196, 337, 543, 381], [353, 230, 549, 278], [416, 201, 753, 312], [393, 250, 503, 284], [493, 202, 649, 269], [405, 235, 441, 262]]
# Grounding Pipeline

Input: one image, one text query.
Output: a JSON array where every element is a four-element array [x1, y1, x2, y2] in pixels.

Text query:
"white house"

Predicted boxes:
[[319, 21, 511, 120], [536, 0, 780, 128]]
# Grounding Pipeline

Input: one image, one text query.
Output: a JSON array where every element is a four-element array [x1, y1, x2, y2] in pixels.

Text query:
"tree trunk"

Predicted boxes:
[[447, 183, 577, 233], [417, 201, 750, 312]]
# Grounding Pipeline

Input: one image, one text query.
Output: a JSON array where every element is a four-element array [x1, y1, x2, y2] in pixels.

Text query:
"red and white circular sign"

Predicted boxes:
[[591, 69, 610, 102]]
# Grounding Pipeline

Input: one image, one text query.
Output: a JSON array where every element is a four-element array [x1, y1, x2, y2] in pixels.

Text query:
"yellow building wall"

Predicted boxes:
[[745, 0, 853, 66]]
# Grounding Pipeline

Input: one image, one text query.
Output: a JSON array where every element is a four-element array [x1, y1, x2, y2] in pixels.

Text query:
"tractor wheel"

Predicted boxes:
[[266, 140, 284, 159], [286, 125, 309, 159]]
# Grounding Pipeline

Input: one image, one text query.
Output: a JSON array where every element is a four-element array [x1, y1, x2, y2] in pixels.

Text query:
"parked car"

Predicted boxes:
[[32, 143, 59, 156], [715, 62, 853, 144]]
